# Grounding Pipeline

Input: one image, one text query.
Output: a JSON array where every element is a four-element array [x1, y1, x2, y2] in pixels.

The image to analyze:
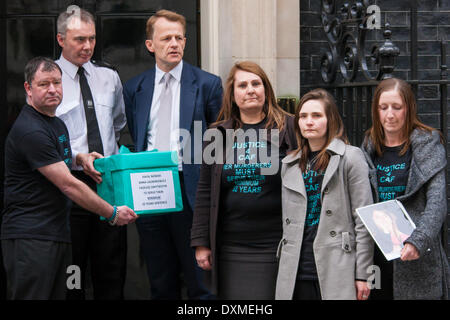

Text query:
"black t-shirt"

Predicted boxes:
[[1, 104, 73, 243], [374, 145, 411, 202], [297, 151, 325, 280], [218, 119, 286, 256], [372, 144, 411, 298]]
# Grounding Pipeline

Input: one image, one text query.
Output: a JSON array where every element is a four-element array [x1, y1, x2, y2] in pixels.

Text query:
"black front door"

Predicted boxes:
[[0, 0, 200, 299], [0, 0, 199, 204]]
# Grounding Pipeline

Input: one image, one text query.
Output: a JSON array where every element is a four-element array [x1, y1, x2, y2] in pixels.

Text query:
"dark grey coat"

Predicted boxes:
[[361, 128, 450, 300]]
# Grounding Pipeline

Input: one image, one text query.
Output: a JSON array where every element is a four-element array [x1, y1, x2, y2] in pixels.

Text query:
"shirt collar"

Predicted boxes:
[[58, 54, 93, 79], [155, 60, 183, 84]]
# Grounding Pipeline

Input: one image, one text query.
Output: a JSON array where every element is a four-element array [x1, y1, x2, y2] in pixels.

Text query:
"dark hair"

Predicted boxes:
[[24, 57, 62, 85], [294, 88, 348, 172], [365, 77, 442, 156], [146, 9, 186, 40], [215, 60, 288, 131]]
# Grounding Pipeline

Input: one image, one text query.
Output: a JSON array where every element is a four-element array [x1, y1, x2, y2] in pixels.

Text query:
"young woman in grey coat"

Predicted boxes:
[[275, 89, 374, 300], [361, 77, 450, 300]]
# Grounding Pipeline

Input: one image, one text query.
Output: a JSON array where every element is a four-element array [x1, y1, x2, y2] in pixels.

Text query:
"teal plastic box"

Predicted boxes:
[[94, 146, 183, 216]]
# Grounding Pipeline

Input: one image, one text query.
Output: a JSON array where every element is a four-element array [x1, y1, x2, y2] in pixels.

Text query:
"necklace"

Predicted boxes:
[[306, 153, 319, 173], [306, 160, 312, 173]]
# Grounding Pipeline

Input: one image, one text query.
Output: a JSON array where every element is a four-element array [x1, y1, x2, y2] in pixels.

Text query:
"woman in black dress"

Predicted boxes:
[[191, 61, 297, 299]]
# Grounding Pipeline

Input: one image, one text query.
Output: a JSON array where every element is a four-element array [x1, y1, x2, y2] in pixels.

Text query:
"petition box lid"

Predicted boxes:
[[94, 146, 178, 173]]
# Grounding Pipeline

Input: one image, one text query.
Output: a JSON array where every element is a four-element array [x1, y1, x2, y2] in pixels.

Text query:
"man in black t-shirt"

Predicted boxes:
[[1, 57, 138, 300]]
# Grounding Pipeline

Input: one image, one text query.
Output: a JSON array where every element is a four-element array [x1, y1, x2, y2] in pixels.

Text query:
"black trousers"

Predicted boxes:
[[67, 171, 127, 300], [0, 214, 6, 300], [2, 239, 71, 300], [370, 246, 393, 300], [293, 279, 322, 300], [135, 175, 211, 300]]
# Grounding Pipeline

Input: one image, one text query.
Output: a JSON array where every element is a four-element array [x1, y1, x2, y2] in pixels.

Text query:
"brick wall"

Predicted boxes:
[[300, 0, 449, 125], [300, 0, 450, 260]]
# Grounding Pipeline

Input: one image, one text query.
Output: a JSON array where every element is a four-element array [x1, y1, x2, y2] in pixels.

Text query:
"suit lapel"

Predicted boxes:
[[135, 69, 155, 151], [282, 162, 307, 199], [180, 63, 198, 132], [321, 139, 345, 193], [403, 157, 425, 197], [321, 154, 340, 193]]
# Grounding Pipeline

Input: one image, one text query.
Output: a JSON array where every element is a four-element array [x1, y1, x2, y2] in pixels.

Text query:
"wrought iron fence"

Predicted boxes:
[[294, 0, 450, 254]]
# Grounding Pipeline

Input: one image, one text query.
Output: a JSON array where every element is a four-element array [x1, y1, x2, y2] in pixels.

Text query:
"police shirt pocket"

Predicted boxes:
[[56, 100, 84, 139], [95, 93, 115, 108], [94, 94, 114, 137]]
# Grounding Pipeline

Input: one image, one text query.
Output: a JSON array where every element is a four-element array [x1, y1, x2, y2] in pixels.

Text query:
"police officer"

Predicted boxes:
[[55, 8, 127, 300]]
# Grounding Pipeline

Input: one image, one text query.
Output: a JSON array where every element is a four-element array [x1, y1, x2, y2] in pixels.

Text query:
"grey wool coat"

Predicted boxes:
[[275, 138, 374, 300], [361, 128, 450, 300]]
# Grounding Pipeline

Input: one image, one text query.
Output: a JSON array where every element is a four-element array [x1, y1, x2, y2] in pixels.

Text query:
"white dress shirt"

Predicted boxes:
[[147, 61, 183, 170], [55, 55, 127, 170]]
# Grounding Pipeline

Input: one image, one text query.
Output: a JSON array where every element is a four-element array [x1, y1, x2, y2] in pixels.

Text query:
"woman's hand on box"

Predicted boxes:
[[116, 206, 139, 226], [76, 152, 104, 184]]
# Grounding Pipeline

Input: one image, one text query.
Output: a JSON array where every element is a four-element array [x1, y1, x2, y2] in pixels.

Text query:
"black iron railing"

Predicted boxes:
[[296, 0, 450, 255]]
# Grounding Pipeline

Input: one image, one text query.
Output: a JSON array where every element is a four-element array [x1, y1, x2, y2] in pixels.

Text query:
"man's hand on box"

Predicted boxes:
[[116, 206, 139, 226], [76, 152, 104, 184]]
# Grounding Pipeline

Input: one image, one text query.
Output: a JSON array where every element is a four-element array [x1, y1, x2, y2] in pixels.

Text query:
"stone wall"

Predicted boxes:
[[201, 0, 300, 99]]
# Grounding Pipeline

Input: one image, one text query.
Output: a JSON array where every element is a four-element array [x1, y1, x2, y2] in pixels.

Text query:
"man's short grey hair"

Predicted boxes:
[[57, 7, 95, 37], [24, 56, 62, 85]]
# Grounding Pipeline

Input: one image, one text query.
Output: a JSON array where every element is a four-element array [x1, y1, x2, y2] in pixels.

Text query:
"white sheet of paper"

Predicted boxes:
[[130, 171, 176, 211]]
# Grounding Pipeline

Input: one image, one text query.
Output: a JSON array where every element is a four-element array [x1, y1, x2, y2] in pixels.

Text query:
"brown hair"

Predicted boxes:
[[24, 56, 62, 85], [366, 77, 441, 156], [215, 61, 288, 131], [294, 88, 348, 172], [146, 9, 186, 39]]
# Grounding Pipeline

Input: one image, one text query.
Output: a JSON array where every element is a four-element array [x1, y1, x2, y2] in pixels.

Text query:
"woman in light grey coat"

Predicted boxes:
[[275, 89, 374, 300], [361, 78, 449, 300]]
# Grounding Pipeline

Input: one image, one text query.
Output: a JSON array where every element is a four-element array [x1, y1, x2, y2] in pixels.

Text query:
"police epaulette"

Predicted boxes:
[[91, 60, 117, 71]]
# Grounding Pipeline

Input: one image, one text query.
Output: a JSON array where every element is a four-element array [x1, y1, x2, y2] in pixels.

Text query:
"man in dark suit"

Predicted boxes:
[[123, 9, 223, 300]]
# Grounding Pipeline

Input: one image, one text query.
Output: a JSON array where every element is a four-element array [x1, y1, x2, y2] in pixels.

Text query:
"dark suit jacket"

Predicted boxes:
[[123, 61, 223, 209], [190, 115, 298, 294]]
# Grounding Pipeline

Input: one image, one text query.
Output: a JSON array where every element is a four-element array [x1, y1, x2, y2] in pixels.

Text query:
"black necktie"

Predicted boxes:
[[78, 67, 104, 155]]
